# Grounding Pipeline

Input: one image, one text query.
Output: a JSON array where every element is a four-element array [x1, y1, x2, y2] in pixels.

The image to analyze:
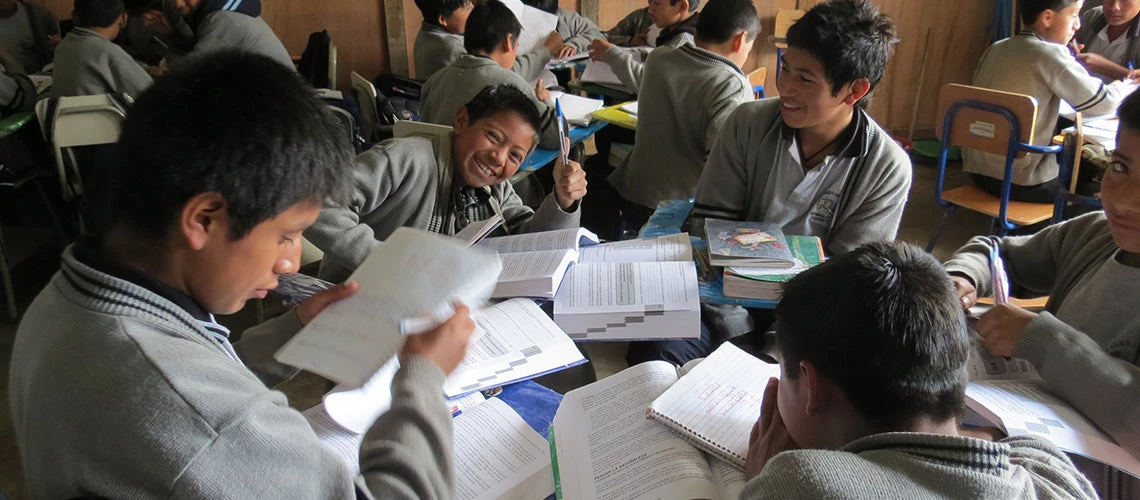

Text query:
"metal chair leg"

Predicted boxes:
[[926, 206, 958, 253], [0, 224, 17, 319]]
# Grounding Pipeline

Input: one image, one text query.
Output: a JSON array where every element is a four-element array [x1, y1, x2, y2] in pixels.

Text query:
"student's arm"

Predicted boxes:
[[513, 74, 560, 149], [604, 9, 646, 46], [496, 183, 581, 235], [559, 9, 603, 52], [601, 45, 651, 92], [0, 55, 34, 112], [513, 46, 554, 84], [691, 105, 756, 237], [825, 152, 912, 255], [703, 79, 753, 161], [1050, 45, 1126, 116], [304, 144, 413, 275], [109, 50, 155, 99]]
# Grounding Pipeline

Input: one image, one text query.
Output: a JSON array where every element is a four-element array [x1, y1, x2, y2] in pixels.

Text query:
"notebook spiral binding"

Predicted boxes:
[[647, 408, 747, 468]]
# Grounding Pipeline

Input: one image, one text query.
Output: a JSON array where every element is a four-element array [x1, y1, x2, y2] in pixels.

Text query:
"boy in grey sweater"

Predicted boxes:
[[608, 0, 757, 227], [587, 0, 700, 92], [421, 0, 560, 150], [9, 51, 476, 499], [0, 49, 34, 115], [742, 241, 1097, 499], [0, 0, 60, 72], [307, 84, 587, 283], [138, 0, 293, 70], [53, 0, 153, 98], [412, 0, 472, 80], [627, 0, 911, 367], [522, 0, 602, 59], [603, 6, 653, 47], [944, 88, 1140, 499]]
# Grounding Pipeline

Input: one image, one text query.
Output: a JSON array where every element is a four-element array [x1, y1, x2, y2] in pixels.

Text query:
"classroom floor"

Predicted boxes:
[[0, 158, 990, 498]]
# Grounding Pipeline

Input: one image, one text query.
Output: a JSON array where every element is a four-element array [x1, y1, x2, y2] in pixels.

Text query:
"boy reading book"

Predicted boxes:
[[307, 83, 587, 283], [523, 0, 602, 59], [966, 0, 1126, 203], [420, 0, 561, 150], [53, 0, 153, 98], [943, 88, 1140, 499], [628, 0, 911, 366], [136, 0, 293, 70], [1074, 0, 1140, 81], [8, 51, 477, 498], [607, 0, 758, 230], [412, 0, 473, 80], [586, 0, 700, 91], [741, 241, 1096, 499]]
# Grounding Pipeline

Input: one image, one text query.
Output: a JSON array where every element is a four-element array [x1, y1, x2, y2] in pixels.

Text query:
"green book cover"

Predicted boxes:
[[726, 235, 824, 283], [548, 426, 563, 500]]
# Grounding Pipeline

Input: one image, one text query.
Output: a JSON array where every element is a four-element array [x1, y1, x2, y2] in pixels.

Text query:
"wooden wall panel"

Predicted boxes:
[[32, 0, 391, 89]]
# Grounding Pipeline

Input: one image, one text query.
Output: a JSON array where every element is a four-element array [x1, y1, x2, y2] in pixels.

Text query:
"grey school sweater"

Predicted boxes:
[[0, 52, 34, 115], [9, 246, 454, 499], [967, 30, 1124, 186], [414, 23, 464, 80], [420, 54, 559, 149], [305, 136, 580, 282], [742, 433, 1097, 499], [600, 30, 693, 92], [191, 11, 294, 70], [52, 28, 153, 98], [557, 8, 603, 52], [945, 212, 1140, 459], [603, 7, 652, 47], [609, 43, 751, 209]]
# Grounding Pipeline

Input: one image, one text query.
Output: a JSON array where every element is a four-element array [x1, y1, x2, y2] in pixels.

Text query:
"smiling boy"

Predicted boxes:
[[628, 0, 911, 366], [1074, 0, 1140, 81], [9, 51, 477, 498], [307, 83, 587, 283], [945, 88, 1140, 499]]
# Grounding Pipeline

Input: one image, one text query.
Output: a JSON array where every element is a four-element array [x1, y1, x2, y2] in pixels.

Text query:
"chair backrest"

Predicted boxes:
[[935, 83, 1038, 159], [351, 71, 380, 141], [317, 88, 359, 153], [394, 121, 452, 167], [772, 9, 805, 47], [747, 67, 766, 98], [328, 44, 338, 89], [36, 94, 130, 149]]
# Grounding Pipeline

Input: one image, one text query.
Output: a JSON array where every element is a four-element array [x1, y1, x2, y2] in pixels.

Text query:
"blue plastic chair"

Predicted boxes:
[[927, 84, 1063, 252]]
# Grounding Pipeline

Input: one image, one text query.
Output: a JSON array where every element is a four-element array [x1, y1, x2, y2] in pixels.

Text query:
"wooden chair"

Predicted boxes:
[[769, 9, 805, 79], [926, 84, 1062, 251], [747, 67, 767, 99]]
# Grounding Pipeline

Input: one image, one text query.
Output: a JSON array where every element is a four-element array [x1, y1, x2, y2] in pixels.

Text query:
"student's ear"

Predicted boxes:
[[731, 31, 747, 54], [454, 105, 471, 131], [180, 192, 228, 251], [799, 361, 832, 417], [677, 0, 690, 15], [501, 33, 516, 54], [842, 78, 872, 106], [437, 14, 449, 27]]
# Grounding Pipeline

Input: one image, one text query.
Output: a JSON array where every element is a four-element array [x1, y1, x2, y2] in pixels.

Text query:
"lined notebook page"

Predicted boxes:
[[648, 343, 781, 467]]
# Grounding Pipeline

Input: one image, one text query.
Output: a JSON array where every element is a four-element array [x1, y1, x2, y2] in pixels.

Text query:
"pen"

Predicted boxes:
[[987, 236, 1009, 306], [555, 98, 570, 165]]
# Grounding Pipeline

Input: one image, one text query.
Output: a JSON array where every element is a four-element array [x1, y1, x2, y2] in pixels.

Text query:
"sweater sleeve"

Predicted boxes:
[[233, 310, 304, 387], [601, 45, 650, 92], [559, 9, 603, 52], [604, 8, 647, 46], [359, 355, 454, 499], [702, 78, 752, 162], [304, 144, 417, 277], [497, 183, 581, 234], [1048, 44, 1124, 116], [108, 49, 154, 99], [1015, 312, 1140, 459], [1002, 435, 1099, 499], [691, 103, 755, 237], [513, 46, 553, 84], [826, 146, 911, 255]]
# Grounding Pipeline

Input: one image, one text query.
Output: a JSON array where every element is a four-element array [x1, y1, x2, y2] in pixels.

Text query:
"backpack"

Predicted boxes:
[[317, 89, 366, 153], [372, 73, 423, 126], [298, 30, 332, 89]]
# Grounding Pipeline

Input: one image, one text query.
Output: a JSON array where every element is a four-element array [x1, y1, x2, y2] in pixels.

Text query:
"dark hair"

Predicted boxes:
[[1119, 86, 1140, 132], [1017, 0, 1079, 26], [415, 0, 471, 26], [75, 0, 125, 28], [464, 84, 543, 144], [110, 51, 353, 240], [677, 0, 700, 14], [521, 0, 557, 15], [775, 241, 970, 428], [696, 0, 760, 44], [785, 0, 897, 107], [464, 0, 521, 54]]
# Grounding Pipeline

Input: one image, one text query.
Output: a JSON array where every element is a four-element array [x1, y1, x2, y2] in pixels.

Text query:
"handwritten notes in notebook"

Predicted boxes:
[[648, 343, 781, 467]]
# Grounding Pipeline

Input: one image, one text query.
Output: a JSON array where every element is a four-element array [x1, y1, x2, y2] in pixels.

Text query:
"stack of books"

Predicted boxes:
[[704, 219, 824, 300]]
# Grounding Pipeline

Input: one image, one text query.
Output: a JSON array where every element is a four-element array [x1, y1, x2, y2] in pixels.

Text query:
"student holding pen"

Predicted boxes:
[[1072, 0, 1140, 81]]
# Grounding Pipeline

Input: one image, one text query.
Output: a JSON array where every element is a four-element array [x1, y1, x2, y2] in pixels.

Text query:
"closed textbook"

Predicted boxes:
[[722, 235, 824, 300], [704, 218, 796, 268]]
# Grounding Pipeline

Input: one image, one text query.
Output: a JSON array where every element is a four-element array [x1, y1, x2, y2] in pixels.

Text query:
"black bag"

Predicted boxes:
[[298, 30, 332, 89], [372, 74, 423, 125], [318, 89, 366, 153]]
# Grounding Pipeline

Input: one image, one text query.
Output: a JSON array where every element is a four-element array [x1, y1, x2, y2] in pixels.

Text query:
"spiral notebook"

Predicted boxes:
[[647, 343, 781, 468]]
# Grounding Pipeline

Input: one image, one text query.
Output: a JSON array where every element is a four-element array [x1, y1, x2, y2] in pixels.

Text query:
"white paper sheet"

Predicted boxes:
[[497, 249, 577, 282], [581, 60, 624, 86], [480, 227, 598, 253], [578, 233, 692, 263], [498, 0, 558, 54], [554, 261, 700, 314], [303, 402, 365, 474], [274, 227, 502, 386], [555, 94, 605, 126], [454, 398, 554, 500]]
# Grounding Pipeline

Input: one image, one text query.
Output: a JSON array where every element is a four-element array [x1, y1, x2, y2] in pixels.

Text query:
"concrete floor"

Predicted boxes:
[[0, 159, 989, 498]]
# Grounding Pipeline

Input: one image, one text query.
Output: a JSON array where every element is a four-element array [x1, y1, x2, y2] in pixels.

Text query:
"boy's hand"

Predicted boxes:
[[975, 303, 1037, 357], [949, 275, 977, 310], [535, 79, 551, 102], [401, 304, 476, 375], [558, 45, 577, 59], [1076, 52, 1117, 77], [588, 39, 613, 61], [1068, 39, 1084, 57], [544, 31, 565, 55], [48, 34, 62, 47], [142, 10, 175, 36], [553, 137, 587, 210], [745, 378, 798, 479], [295, 281, 360, 326]]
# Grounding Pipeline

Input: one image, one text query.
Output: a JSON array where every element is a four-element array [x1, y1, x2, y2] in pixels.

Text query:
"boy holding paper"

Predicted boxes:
[[943, 88, 1140, 498], [307, 83, 587, 283], [8, 52, 476, 498], [742, 241, 1096, 499], [587, 0, 700, 91], [420, 0, 562, 150]]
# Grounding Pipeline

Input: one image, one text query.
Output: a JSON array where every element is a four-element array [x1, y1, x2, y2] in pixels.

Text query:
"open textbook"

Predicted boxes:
[[308, 398, 554, 500], [480, 228, 599, 298], [318, 299, 585, 435], [549, 91, 606, 127], [274, 227, 502, 386], [549, 346, 765, 499], [964, 345, 1140, 478]]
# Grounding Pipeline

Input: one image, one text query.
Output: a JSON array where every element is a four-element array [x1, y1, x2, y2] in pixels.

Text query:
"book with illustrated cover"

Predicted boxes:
[[704, 219, 795, 268], [722, 235, 825, 300]]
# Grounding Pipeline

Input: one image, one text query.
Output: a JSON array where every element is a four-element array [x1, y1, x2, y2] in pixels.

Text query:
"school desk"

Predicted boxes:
[[592, 102, 638, 131], [518, 119, 609, 173], [567, 79, 635, 104]]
